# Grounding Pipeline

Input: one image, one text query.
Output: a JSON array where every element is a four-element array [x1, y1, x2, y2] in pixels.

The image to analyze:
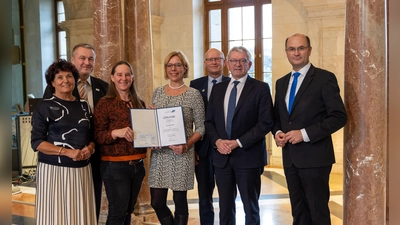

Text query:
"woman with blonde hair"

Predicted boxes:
[[148, 51, 205, 225]]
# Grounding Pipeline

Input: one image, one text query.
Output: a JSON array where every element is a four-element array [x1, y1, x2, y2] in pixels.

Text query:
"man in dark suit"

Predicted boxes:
[[190, 48, 230, 225], [273, 33, 347, 225], [205, 46, 274, 225], [43, 43, 109, 221]]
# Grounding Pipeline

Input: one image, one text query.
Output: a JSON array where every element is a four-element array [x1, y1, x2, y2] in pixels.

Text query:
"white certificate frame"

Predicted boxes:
[[130, 106, 187, 148]]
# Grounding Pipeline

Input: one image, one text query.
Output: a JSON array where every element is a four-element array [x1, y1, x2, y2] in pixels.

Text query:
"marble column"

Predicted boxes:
[[343, 0, 387, 224], [93, 0, 155, 224]]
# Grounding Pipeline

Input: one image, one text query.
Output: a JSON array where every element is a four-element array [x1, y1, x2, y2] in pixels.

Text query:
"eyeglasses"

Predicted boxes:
[[228, 58, 248, 65], [205, 57, 224, 62], [166, 63, 183, 69], [285, 46, 309, 53]]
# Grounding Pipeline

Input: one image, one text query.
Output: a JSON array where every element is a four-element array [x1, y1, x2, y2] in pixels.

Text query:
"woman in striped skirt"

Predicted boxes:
[[31, 59, 97, 225]]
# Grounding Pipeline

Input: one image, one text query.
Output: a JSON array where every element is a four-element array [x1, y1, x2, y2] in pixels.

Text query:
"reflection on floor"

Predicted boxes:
[[12, 167, 343, 225]]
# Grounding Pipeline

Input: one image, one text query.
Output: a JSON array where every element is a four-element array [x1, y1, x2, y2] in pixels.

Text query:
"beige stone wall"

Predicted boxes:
[[154, 0, 204, 90]]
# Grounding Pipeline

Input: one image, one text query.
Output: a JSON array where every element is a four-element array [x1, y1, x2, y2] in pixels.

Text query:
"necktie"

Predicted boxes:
[[78, 80, 87, 100], [208, 79, 218, 101], [226, 81, 240, 139], [288, 72, 301, 114]]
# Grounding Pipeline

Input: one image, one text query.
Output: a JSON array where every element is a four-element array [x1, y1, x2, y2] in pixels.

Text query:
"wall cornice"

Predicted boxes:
[[299, 0, 346, 19]]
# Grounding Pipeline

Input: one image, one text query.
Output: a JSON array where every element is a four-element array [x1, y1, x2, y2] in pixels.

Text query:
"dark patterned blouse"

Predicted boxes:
[[31, 96, 92, 168], [94, 97, 147, 158]]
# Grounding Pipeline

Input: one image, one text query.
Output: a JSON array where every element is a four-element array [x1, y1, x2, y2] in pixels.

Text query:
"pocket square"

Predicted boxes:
[[95, 88, 100, 91]]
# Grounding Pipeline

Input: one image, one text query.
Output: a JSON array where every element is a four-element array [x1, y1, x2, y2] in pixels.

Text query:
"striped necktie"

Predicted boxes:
[[78, 79, 88, 100]]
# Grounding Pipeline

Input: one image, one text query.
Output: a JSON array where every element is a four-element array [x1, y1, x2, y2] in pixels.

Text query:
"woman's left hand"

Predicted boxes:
[[169, 144, 187, 155], [80, 146, 92, 160]]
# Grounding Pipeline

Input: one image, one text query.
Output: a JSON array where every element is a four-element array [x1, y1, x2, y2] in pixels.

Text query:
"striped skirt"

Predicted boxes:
[[35, 162, 97, 225]]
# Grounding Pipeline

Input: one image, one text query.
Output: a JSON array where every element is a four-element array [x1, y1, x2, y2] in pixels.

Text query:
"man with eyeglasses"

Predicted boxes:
[[43, 43, 109, 222], [205, 46, 274, 225], [189, 48, 230, 225], [273, 33, 347, 225]]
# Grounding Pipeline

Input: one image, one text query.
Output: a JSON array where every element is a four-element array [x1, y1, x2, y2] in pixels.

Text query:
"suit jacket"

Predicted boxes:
[[273, 64, 347, 168], [205, 76, 274, 168], [190, 75, 230, 157], [43, 76, 109, 107]]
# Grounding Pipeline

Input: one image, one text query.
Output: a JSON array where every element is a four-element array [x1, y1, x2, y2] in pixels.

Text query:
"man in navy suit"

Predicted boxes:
[[43, 43, 109, 221], [190, 48, 230, 225], [205, 46, 274, 225], [273, 33, 347, 225]]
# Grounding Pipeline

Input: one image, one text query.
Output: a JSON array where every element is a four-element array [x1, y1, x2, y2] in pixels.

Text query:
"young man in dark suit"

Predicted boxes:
[[190, 48, 230, 225], [205, 46, 274, 225], [43, 43, 109, 221], [273, 33, 347, 225]]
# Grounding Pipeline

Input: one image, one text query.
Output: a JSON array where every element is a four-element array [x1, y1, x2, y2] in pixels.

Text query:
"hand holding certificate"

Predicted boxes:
[[130, 106, 187, 148]]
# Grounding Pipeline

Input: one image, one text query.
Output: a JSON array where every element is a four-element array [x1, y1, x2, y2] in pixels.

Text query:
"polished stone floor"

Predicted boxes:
[[12, 167, 343, 225]]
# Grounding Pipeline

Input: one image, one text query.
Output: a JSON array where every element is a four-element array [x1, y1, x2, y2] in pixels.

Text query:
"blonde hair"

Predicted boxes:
[[163, 51, 189, 80]]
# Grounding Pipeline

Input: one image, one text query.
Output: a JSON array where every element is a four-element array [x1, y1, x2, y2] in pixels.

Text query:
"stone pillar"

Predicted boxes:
[[93, 0, 124, 82], [93, 0, 155, 224], [124, 0, 155, 220], [343, 0, 387, 224]]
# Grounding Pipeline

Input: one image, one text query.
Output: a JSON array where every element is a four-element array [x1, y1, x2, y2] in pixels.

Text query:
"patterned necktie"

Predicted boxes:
[[78, 79, 87, 100], [212, 79, 217, 85], [288, 72, 301, 114], [226, 81, 240, 139]]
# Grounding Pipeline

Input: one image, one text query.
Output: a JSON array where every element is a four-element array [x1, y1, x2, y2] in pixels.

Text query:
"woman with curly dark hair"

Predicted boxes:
[[31, 59, 97, 224]]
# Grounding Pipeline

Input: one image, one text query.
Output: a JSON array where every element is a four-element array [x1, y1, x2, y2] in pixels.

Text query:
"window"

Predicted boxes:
[[204, 0, 272, 86], [55, 0, 66, 60]]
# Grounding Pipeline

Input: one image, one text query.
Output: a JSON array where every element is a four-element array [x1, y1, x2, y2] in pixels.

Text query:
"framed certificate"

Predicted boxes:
[[130, 106, 187, 148]]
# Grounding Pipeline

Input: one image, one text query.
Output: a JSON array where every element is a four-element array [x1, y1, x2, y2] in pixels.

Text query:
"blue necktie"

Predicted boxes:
[[288, 72, 301, 114], [208, 79, 217, 100], [226, 81, 240, 139]]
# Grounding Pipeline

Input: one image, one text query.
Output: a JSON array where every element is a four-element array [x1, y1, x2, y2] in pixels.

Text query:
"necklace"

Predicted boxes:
[[168, 82, 185, 90]]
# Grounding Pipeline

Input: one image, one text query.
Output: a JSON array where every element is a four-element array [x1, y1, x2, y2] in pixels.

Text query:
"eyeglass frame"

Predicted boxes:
[[205, 57, 224, 62], [166, 63, 184, 69], [227, 58, 249, 65], [285, 46, 310, 53]]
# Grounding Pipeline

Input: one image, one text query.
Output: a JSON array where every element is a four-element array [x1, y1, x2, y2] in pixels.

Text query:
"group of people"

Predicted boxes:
[[31, 32, 347, 225]]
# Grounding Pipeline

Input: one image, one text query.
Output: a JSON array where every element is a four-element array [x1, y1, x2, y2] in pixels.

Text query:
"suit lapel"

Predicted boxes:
[[201, 78, 208, 103], [235, 76, 254, 114], [291, 65, 315, 114]]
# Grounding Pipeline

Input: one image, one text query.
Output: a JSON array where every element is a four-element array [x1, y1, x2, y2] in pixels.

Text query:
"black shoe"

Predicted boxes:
[[159, 215, 174, 225], [174, 214, 188, 225]]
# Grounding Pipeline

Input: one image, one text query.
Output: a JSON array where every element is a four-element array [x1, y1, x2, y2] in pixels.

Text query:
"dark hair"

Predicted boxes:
[[163, 51, 189, 79], [45, 59, 79, 93], [285, 33, 311, 48], [103, 60, 145, 109], [72, 43, 96, 58]]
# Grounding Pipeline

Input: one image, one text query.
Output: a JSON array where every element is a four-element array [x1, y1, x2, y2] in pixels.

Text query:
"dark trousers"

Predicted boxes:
[[284, 165, 332, 225], [195, 149, 215, 225], [101, 160, 145, 225], [214, 157, 263, 225]]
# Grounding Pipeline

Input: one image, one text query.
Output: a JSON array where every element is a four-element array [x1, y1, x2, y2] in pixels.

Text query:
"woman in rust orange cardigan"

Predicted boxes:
[[94, 60, 146, 225]]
